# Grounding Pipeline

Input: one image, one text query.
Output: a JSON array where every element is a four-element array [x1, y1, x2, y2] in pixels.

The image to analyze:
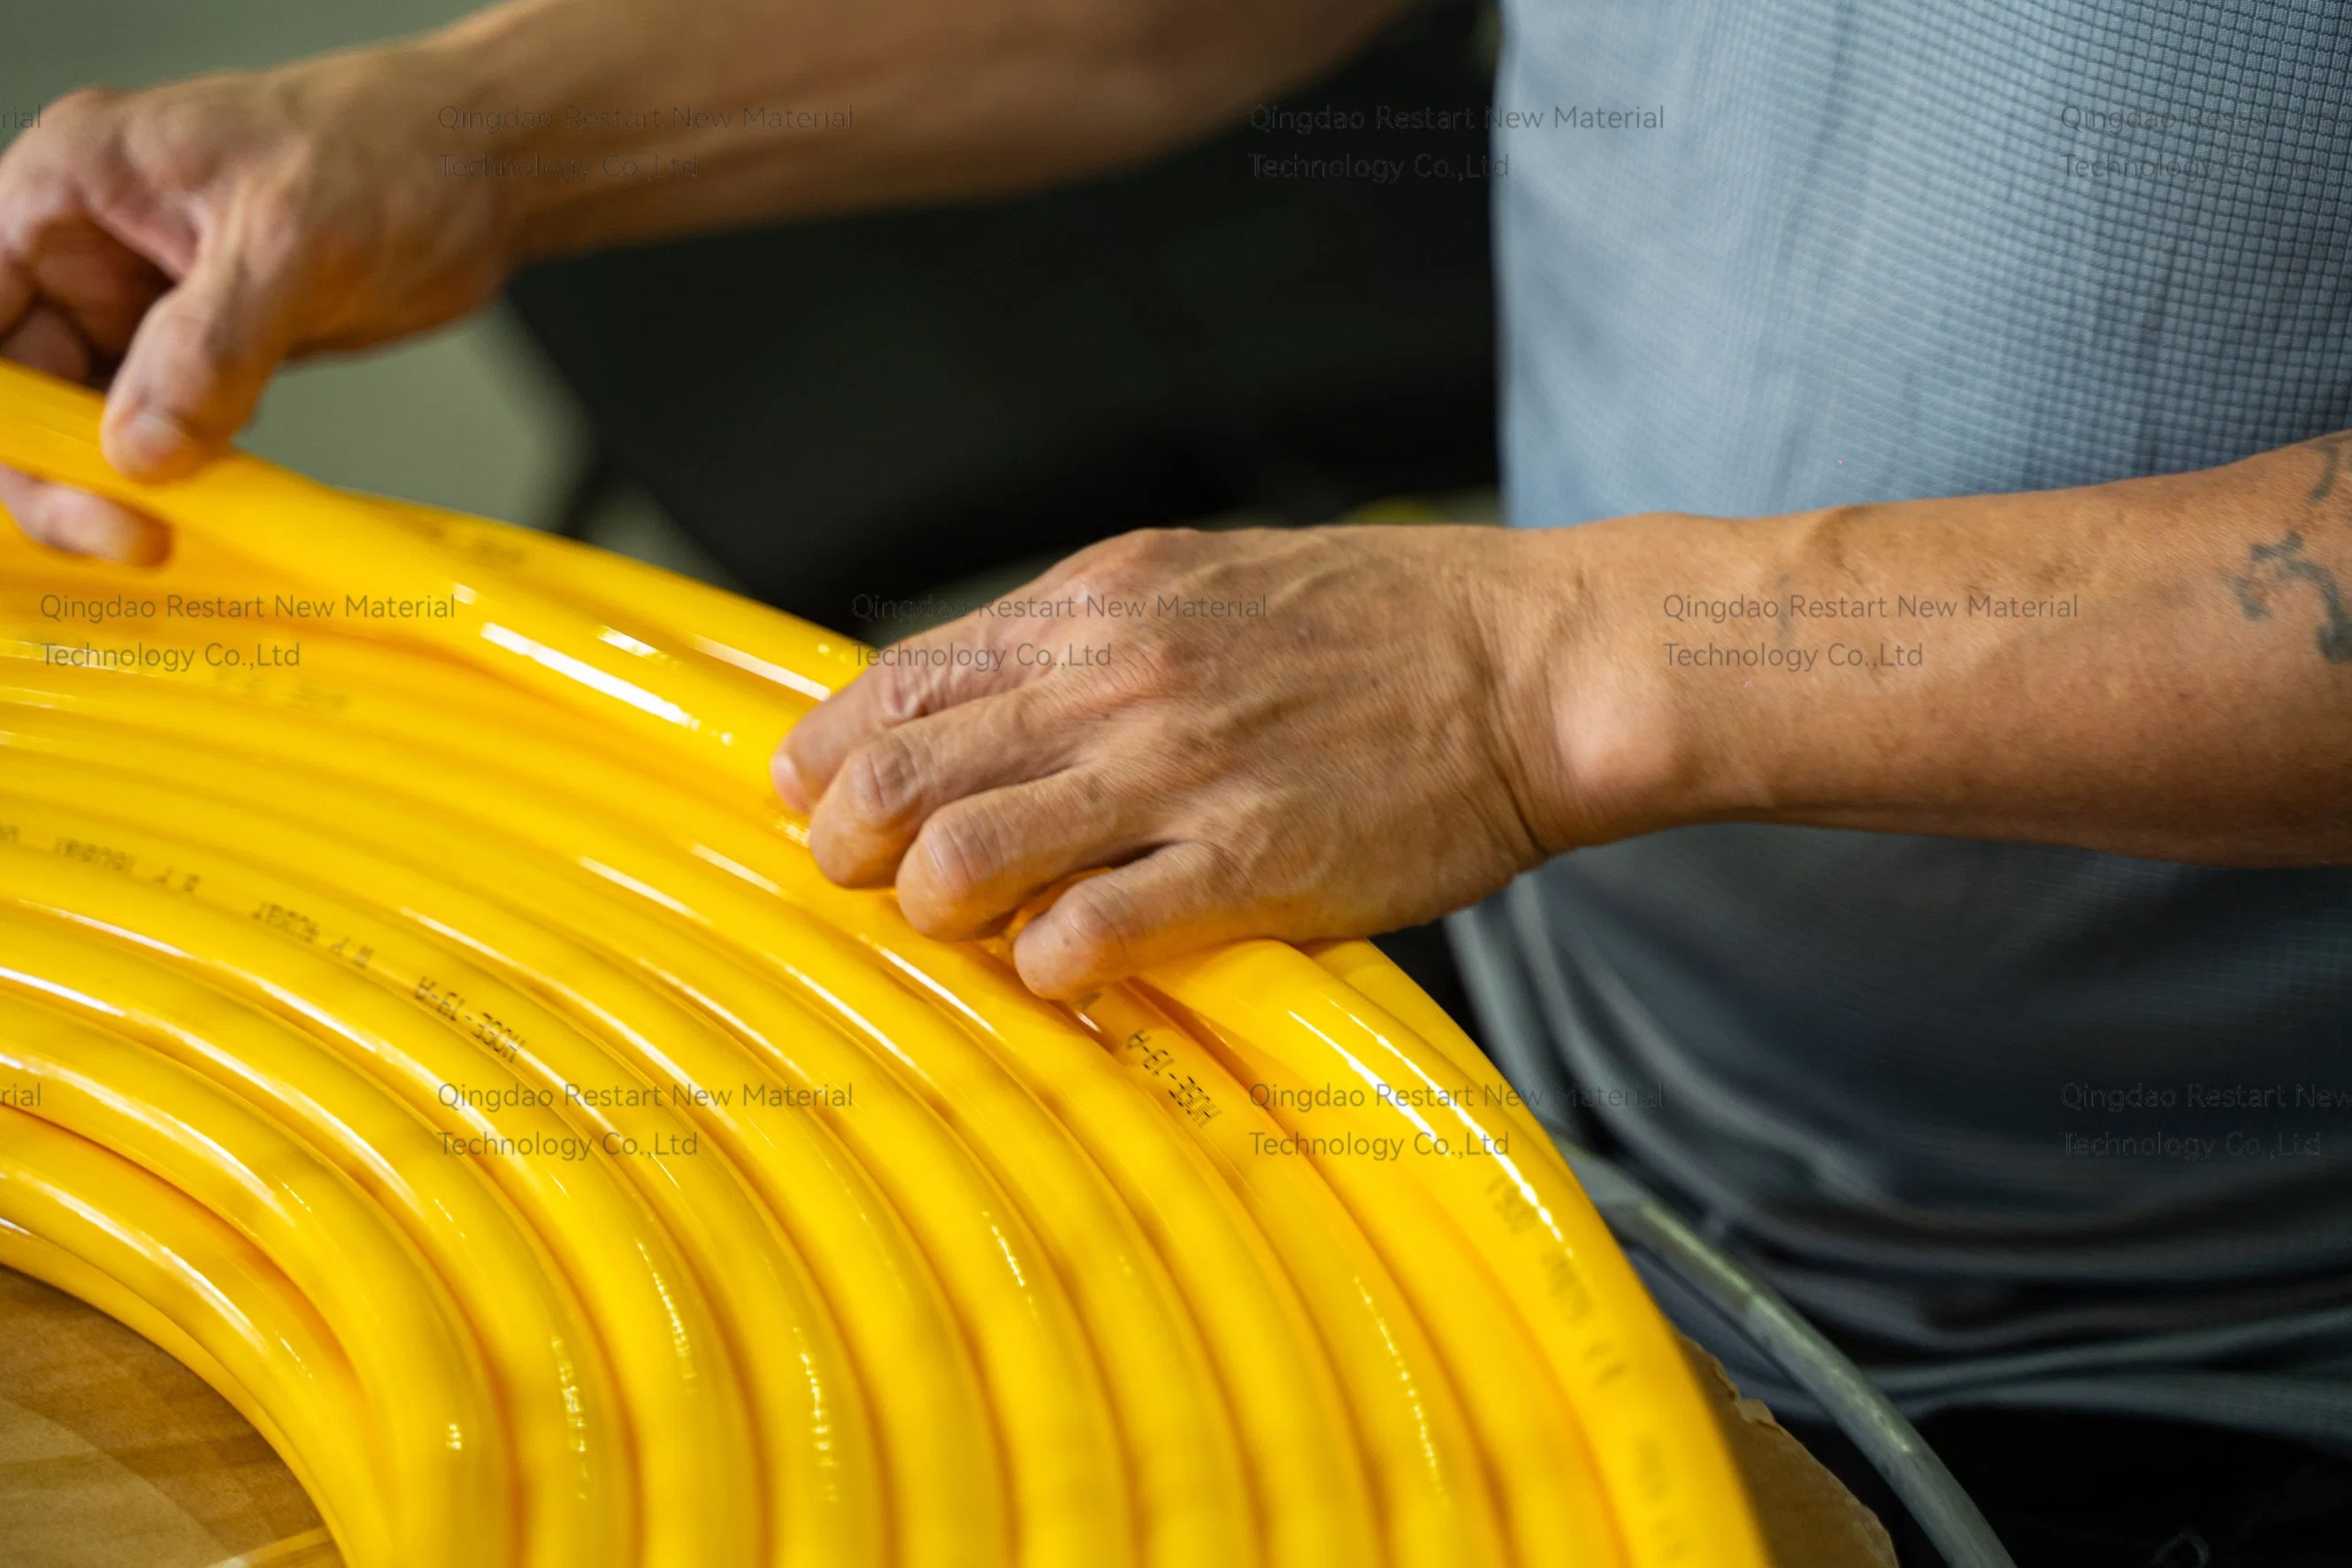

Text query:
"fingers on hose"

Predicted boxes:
[[1011, 841, 1244, 998], [0, 280, 170, 563], [103, 216, 303, 482], [896, 769, 1150, 941], [0, 466, 170, 564], [805, 688, 1069, 887], [778, 629, 1029, 809]]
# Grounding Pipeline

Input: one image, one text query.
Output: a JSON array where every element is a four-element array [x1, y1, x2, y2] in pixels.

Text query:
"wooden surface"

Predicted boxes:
[[0, 1269, 334, 1568], [0, 1264, 1893, 1568]]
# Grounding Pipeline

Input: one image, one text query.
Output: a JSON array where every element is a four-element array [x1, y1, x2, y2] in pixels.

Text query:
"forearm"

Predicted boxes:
[[408, 0, 1406, 259], [1519, 436, 2352, 865]]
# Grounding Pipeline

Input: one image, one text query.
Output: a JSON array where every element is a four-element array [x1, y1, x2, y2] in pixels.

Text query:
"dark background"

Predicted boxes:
[[509, 0, 1500, 633]]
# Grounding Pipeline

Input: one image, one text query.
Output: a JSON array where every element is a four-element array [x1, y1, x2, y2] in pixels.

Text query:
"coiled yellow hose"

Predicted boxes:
[[0, 358, 1768, 1568]]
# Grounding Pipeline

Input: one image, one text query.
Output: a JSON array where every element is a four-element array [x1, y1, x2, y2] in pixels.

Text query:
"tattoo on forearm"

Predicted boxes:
[[2226, 532, 2352, 663], [2307, 432, 2352, 508]]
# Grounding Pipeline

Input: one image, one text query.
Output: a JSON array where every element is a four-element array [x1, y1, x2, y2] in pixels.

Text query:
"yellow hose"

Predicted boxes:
[[0, 1109, 385, 1561], [0, 357, 1768, 1568]]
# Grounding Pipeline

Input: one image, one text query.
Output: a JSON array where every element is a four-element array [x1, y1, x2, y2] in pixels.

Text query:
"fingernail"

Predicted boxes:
[[771, 748, 809, 811], [111, 408, 195, 478]]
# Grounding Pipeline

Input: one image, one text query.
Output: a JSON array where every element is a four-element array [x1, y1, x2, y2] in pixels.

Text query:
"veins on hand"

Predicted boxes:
[[2226, 531, 2352, 663]]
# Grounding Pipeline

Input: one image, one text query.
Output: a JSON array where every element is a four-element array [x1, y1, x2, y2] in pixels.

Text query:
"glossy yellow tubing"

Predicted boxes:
[[1069, 981, 1504, 1568], [0, 631, 1368, 1568], [0, 655, 1220, 1568], [0, 1109, 386, 1562], [0, 356, 1769, 1568], [0, 747, 977, 1568], [0, 822, 766, 1568], [0, 1216, 292, 1462], [0, 692, 1142, 1568], [0, 611, 1493, 1568], [0, 901, 632, 1568], [2, 794, 869, 1568], [1152, 943, 1756, 1568], [0, 990, 511, 1566]]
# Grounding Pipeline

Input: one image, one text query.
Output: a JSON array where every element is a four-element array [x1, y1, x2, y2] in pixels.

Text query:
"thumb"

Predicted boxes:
[[100, 222, 302, 483]]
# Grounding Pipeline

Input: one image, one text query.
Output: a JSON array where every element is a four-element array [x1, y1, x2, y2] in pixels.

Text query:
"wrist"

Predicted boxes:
[[406, 4, 601, 263], [1482, 513, 1798, 855], [374, 29, 548, 272], [406, 0, 766, 264]]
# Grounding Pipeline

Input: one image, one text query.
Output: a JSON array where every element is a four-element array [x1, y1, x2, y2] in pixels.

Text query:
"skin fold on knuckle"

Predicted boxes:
[[25, 88, 115, 156], [872, 657, 946, 726], [901, 804, 1014, 937], [1, 122, 103, 251], [843, 731, 931, 830], [809, 734, 930, 884], [1026, 878, 1145, 993], [1062, 528, 1178, 601]]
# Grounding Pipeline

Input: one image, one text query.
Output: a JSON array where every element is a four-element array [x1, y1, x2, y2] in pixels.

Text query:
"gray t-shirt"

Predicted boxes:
[[1492, 0, 2352, 1447]]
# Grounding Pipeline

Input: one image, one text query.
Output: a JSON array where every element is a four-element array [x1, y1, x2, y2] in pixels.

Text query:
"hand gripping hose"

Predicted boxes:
[[0, 358, 1769, 1568]]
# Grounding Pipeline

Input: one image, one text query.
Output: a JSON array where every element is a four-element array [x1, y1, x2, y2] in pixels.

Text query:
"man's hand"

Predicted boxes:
[[777, 525, 1605, 998], [0, 0, 1413, 563], [780, 439, 2352, 997], [0, 48, 518, 562]]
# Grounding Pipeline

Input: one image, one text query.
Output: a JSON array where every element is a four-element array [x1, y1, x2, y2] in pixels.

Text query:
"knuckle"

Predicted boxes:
[[2, 93, 124, 205], [45, 88, 107, 118], [1066, 526, 1184, 593], [916, 803, 1006, 906], [873, 660, 934, 725], [39, 88, 116, 136], [136, 93, 235, 191], [1104, 638, 1189, 704], [1111, 526, 1191, 570], [1053, 882, 1138, 970], [839, 732, 927, 828]]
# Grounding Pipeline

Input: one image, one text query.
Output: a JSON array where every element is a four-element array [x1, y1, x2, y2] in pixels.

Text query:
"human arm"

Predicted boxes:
[[778, 432, 2352, 997], [0, 0, 1408, 558], [1582, 436, 2352, 866]]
